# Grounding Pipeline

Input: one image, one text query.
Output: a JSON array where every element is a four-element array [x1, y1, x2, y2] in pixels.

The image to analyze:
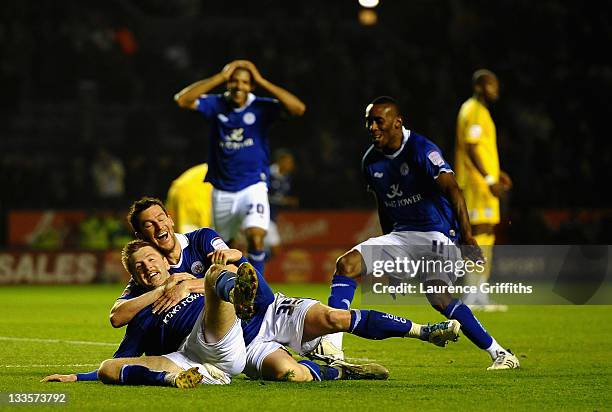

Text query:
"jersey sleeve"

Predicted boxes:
[[112, 308, 153, 358], [195, 94, 220, 120], [117, 279, 146, 300], [464, 106, 486, 144], [415, 141, 454, 180], [188, 228, 231, 257], [361, 149, 374, 192]]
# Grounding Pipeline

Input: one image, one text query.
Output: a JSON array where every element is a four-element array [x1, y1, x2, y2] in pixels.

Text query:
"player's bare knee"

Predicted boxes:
[[97, 359, 118, 384], [335, 251, 362, 278]]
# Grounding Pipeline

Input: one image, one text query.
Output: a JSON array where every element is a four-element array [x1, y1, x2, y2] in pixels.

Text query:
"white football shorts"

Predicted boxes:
[[212, 182, 270, 241], [243, 293, 319, 378], [163, 310, 246, 382], [352, 230, 462, 285]]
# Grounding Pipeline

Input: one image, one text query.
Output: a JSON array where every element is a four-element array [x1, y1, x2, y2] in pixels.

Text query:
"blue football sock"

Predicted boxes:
[[348, 309, 412, 340], [76, 370, 99, 381], [442, 299, 493, 349], [248, 249, 266, 275], [328, 275, 358, 309], [298, 360, 339, 381], [214, 270, 236, 302], [119, 365, 168, 386]]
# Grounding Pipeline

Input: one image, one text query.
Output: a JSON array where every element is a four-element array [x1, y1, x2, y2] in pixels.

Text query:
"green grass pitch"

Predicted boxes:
[[1, 284, 610, 411]]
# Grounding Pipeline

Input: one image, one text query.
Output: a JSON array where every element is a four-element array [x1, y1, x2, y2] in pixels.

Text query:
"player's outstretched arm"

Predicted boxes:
[[41, 373, 77, 383], [174, 61, 240, 110], [237, 60, 306, 116], [41, 370, 99, 383]]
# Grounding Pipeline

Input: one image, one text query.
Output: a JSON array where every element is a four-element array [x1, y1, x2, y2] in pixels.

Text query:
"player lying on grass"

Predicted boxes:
[[43, 240, 257, 388], [44, 199, 459, 381], [42, 241, 373, 385], [116, 197, 461, 381], [318, 96, 519, 370]]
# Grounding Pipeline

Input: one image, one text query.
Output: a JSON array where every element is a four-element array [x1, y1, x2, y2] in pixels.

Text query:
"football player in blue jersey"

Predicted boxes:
[[319, 96, 520, 371], [174, 60, 306, 277], [44, 197, 463, 385], [44, 239, 260, 388]]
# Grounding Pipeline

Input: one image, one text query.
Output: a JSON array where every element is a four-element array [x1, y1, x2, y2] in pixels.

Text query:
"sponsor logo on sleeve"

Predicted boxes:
[[427, 151, 445, 167], [211, 237, 229, 250]]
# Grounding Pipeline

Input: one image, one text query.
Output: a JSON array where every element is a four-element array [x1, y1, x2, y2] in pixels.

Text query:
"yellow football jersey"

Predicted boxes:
[[455, 97, 500, 224], [166, 163, 213, 233]]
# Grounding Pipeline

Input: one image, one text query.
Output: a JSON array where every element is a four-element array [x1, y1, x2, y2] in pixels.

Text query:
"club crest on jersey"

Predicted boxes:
[[211, 237, 229, 250], [427, 151, 445, 167], [191, 261, 205, 274], [400, 163, 410, 176], [243, 112, 256, 125]]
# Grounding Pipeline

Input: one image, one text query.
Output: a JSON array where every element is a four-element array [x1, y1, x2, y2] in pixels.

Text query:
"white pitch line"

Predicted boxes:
[[0, 336, 115, 347], [2, 364, 99, 368]]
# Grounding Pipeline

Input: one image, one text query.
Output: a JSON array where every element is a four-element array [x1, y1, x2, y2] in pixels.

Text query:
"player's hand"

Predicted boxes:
[[488, 182, 506, 198], [153, 282, 190, 314], [164, 272, 195, 290], [460, 236, 485, 264], [235, 60, 264, 84], [40, 374, 77, 383], [221, 61, 240, 81], [499, 170, 513, 190], [207, 248, 243, 265]]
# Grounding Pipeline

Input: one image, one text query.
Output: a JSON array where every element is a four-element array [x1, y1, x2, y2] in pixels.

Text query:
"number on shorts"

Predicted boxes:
[[276, 298, 304, 316], [247, 203, 265, 216]]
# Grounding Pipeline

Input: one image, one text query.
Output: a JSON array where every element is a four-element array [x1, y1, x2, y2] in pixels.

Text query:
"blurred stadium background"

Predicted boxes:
[[0, 0, 610, 285]]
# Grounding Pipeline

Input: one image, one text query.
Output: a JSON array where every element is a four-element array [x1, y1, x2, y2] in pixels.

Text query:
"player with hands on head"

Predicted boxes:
[[174, 60, 305, 277]]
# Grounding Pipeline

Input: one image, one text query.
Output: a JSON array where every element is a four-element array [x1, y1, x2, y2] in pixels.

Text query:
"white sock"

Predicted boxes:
[[485, 338, 506, 360]]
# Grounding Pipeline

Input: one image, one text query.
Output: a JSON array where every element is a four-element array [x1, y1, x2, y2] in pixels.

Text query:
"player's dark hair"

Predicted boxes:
[[472, 69, 497, 87], [127, 197, 167, 233], [370, 96, 402, 117], [121, 239, 156, 276], [230, 67, 254, 84]]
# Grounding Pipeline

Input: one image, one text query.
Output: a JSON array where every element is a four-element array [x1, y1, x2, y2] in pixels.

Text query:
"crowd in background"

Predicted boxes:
[[0, 0, 609, 245]]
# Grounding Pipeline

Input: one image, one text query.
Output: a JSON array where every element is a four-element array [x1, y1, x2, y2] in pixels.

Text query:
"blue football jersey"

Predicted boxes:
[[196, 93, 282, 192], [167, 229, 247, 275], [117, 227, 275, 350], [362, 128, 460, 240], [113, 294, 204, 358]]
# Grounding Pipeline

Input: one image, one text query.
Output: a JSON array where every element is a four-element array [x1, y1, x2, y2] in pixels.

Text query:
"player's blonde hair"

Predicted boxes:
[[121, 239, 156, 277]]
